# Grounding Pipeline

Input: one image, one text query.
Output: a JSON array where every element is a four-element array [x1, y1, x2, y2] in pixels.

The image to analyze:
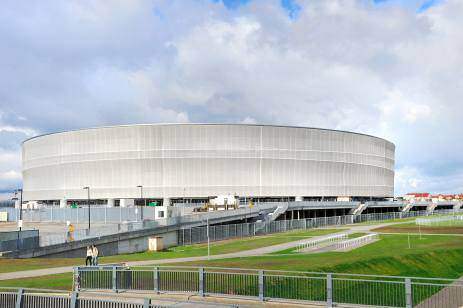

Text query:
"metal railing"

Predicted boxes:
[[335, 233, 379, 251], [416, 215, 463, 226], [0, 286, 238, 308], [0, 287, 167, 308], [75, 266, 463, 308], [295, 233, 348, 252], [178, 209, 463, 246], [7, 206, 463, 250]]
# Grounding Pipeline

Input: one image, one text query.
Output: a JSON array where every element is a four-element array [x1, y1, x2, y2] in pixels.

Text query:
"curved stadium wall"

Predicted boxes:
[[22, 124, 395, 202]]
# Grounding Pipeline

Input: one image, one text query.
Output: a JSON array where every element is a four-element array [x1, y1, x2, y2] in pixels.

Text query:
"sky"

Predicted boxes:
[[0, 0, 462, 198]]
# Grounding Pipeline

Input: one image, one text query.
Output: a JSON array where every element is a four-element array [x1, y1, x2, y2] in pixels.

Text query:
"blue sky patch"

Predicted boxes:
[[212, 0, 301, 19]]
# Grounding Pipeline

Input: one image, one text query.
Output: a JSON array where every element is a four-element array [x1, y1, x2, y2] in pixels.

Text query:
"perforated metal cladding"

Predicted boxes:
[[22, 124, 395, 201]]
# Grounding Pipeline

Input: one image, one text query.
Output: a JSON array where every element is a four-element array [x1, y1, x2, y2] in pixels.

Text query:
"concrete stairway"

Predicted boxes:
[[402, 203, 413, 212], [350, 203, 367, 215], [427, 203, 437, 212]]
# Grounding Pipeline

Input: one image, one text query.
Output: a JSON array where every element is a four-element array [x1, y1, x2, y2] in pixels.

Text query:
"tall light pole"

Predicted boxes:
[[206, 216, 210, 260], [137, 185, 145, 206], [18, 189, 23, 231], [83, 187, 90, 230], [14, 189, 23, 231], [137, 185, 145, 221], [13, 189, 23, 251]]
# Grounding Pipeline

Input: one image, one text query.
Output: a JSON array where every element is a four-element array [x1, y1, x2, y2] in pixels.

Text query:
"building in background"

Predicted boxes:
[[21, 124, 395, 207]]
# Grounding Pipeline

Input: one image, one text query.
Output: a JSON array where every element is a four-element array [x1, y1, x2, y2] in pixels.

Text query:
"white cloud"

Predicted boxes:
[[0, 170, 21, 181], [0, 0, 463, 195]]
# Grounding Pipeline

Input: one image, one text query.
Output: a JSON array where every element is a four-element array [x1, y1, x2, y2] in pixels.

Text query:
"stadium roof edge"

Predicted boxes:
[[22, 123, 395, 147]]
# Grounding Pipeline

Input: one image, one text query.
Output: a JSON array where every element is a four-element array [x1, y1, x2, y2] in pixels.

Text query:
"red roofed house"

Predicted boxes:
[[404, 193, 431, 203]]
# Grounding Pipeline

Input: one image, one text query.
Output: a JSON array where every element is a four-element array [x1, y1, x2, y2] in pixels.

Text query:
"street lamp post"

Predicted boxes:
[[14, 188, 23, 251], [18, 189, 23, 231], [83, 187, 90, 230], [207, 216, 210, 260], [137, 185, 145, 221]]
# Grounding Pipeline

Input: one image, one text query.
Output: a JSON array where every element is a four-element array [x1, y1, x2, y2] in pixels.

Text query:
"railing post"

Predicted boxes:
[[72, 267, 78, 291], [258, 270, 264, 301], [405, 278, 413, 308], [112, 266, 117, 293], [153, 267, 159, 294], [326, 274, 333, 308], [70, 291, 79, 308], [15, 288, 23, 308], [199, 267, 204, 297], [143, 298, 151, 308]]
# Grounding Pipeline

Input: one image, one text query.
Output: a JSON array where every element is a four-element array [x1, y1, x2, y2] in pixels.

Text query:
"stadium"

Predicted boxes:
[[21, 123, 395, 206]]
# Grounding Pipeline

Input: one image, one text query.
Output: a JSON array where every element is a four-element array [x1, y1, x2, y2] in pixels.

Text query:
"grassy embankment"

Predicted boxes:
[[171, 233, 463, 278], [0, 228, 339, 274], [374, 222, 463, 234], [5, 232, 463, 292]]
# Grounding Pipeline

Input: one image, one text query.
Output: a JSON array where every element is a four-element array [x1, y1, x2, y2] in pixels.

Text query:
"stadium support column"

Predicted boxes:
[[107, 198, 114, 207], [163, 197, 171, 206], [60, 198, 67, 208]]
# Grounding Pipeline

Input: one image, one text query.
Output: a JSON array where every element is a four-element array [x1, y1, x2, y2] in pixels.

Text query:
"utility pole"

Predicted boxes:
[[83, 187, 90, 230]]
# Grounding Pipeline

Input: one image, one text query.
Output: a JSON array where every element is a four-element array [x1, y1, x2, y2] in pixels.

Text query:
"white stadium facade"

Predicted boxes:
[[22, 124, 395, 206]]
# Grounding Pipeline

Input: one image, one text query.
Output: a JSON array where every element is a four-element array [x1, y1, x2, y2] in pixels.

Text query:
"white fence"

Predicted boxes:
[[335, 233, 379, 251], [295, 233, 348, 252], [416, 215, 463, 226]]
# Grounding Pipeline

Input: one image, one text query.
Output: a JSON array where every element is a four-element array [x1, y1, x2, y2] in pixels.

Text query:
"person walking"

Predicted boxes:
[[85, 246, 93, 266], [67, 223, 75, 242], [92, 245, 99, 266]]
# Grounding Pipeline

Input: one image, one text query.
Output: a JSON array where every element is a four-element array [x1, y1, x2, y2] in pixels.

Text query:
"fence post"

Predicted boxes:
[[72, 267, 78, 291], [143, 298, 151, 308], [70, 291, 79, 308], [112, 266, 117, 293], [326, 274, 333, 308], [199, 267, 204, 297], [405, 278, 413, 308], [15, 288, 23, 308], [153, 267, 159, 294], [258, 270, 264, 301]]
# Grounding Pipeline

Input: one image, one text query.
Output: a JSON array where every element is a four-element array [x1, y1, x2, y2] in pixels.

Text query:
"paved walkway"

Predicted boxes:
[[78, 290, 323, 307], [0, 222, 393, 281]]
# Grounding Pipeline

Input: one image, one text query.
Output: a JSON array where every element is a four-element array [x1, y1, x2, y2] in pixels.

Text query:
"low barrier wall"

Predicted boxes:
[[0, 230, 39, 252]]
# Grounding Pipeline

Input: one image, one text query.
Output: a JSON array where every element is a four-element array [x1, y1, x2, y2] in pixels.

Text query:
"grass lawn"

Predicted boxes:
[[0, 228, 341, 274], [374, 222, 463, 234], [0, 273, 73, 290], [169, 233, 463, 279]]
